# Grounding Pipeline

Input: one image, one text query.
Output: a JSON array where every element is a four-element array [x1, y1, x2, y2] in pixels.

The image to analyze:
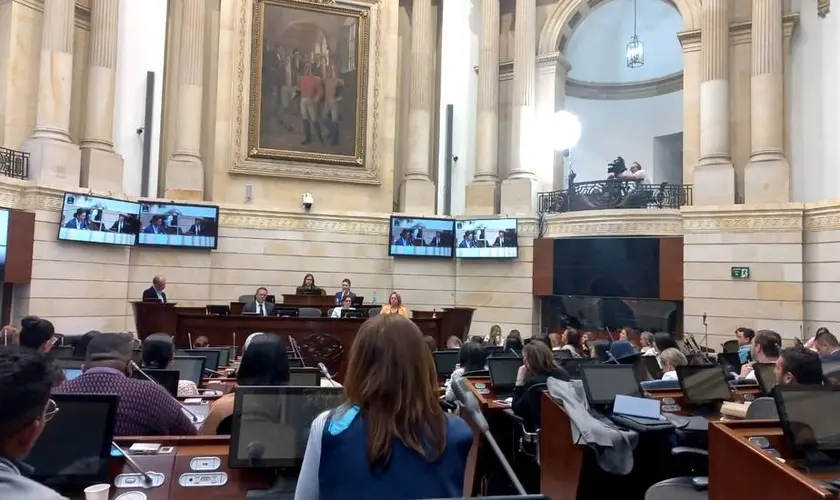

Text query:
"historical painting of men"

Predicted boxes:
[[249, 0, 369, 166]]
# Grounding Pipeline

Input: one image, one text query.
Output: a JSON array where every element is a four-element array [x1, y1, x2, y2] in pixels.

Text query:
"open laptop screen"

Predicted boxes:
[[753, 363, 777, 396], [488, 357, 523, 390], [676, 365, 732, 404], [775, 385, 840, 456], [580, 365, 642, 406]]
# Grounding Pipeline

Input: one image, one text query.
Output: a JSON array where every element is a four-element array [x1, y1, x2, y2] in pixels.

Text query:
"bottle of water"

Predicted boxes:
[[371, 291, 378, 305]]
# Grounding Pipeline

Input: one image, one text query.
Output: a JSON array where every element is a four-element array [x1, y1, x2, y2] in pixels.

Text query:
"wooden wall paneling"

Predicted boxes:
[[532, 238, 554, 296], [659, 237, 683, 301], [4, 210, 34, 284]]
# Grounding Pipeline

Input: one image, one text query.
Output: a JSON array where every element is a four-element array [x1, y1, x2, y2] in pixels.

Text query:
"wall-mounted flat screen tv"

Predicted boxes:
[[57, 193, 140, 246], [455, 218, 518, 258], [388, 216, 454, 258], [137, 202, 220, 249]]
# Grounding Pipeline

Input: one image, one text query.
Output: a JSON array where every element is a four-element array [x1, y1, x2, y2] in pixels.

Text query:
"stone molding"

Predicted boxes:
[[819, 0, 830, 18], [12, 0, 91, 30], [542, 209, 683, 238], [227, 0, 384, 185], [565, 72, 683, 100], [681, 205, 805, 232]]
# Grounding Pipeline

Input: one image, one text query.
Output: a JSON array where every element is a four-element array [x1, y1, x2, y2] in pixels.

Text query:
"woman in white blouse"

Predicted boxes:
[[330, 295, 355, 318]]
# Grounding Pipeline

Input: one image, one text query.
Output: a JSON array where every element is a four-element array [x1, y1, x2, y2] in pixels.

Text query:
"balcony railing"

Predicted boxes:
[[538, 172, 693, 214], [0, 147, 29, 180]]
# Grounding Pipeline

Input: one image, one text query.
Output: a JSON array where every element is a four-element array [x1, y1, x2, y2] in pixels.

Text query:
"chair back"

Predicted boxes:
[[645, 478, 708, 500], [722, 340, 740, 353], [745, 396, 778, 419], [825, 369, 840, 386], [368, 308, 380, 317], [462, 369, 490, 377], [216, 415, 233, 435], [640, 379, 681, 391], [237, 294, 252, 303], [299, 307, 322, 317]]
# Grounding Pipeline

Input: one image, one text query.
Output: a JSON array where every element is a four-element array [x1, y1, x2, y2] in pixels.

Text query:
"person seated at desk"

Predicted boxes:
[[549, 332, 563, 351], [54, 333, 196, 436], [295, 315, 472, 500], [512, 342, 570, 432], [560, 328, 585, 358], [444, 341, 487, 402], [504, 330, 523, 352], [658, 348, 688, 380], [379, 292, 408, 318], [143, 215, 166, 234], [193, 335, 210, 348], [64, 208, 89, 229], [445, 336, 462, 349], [200, 334, 290, 435], [0, 347, 64, 500], [141, 333, 199, 397], [812, 330, 840, 361], [330, 295, 356, 318], [485, 324, 503, 347], [640, 331, 656, 355], [741, 329, 781, 381], [334, 278, 356, 305], [776, 346, 825, 385], [735, 327, 756, 364], [18, 316, 56, 354], [142, 275, 167, 303], [296, 273, 325, 295], [243, 286, 275, 316]]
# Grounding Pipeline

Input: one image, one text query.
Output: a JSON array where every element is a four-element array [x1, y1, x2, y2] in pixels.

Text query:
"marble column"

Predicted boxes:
[[465, 0, 500, 215], [401, 0, 436, 213], [22, 0, 81, 186], [80, 0, 123, 192], [745, 0, 789, 203], [164, 0, 205, 200], [536, 54, 571, 191], [693, 0, 734, 205], [501, 0, 538, 214]]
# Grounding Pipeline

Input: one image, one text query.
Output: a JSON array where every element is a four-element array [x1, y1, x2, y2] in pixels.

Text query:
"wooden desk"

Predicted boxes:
[[465, 377, 511, 410], [133, 304, 474, 379], [709, 421, 836, 499], [647, 385, 761, 415], [539, 394, 584, 500]]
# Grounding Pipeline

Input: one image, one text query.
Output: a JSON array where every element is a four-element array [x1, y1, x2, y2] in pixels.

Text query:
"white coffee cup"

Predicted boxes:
[[83, 483, 111, 500]]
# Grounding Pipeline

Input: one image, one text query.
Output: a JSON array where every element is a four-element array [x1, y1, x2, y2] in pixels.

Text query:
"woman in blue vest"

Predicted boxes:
[[294, 314, 473, 500]]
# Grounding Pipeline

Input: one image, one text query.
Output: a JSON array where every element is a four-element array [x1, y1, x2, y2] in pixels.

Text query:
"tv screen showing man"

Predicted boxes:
[[57, 193, 140, 246], [388, 217, 454, 258], [454, 218, 518, 258], [137, 203, 220, 249]]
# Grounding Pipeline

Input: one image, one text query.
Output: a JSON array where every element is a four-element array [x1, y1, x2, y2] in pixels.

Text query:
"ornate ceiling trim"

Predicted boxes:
[[566, 72, 683, 100]]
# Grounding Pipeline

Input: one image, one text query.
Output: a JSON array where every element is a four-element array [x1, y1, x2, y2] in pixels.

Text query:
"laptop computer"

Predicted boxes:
[[488, 357, 523, 400], [433, 350, 459, 378], [676, 365, 733, 416], [579, 364, 643, 409], [640, 355, 664, 380], [560, 357, 595, 379], [775, 385, 840, 472]]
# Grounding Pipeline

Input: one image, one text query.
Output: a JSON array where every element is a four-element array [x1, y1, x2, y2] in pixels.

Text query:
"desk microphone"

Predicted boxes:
[[247, 441, 265, 463], [131, 362, 201, 423], [111, 441, 155, 486], [605, 326, 616, 342], [318, 363, 338, 386], [606, 349, 620, 364], [204, 367, 224, 376], [451, 378, 527, 496], [188, 332, 194, 349], [232, 331, 237, 357]]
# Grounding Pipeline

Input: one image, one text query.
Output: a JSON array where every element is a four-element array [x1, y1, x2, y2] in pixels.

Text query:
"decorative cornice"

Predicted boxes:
[[804, 204, 840, 231], [681, 205, 805, 232], [677, 29, 701, 53], [566, 72, 683, 100], [730, 12, 799, 45], [13, 0, 91, 30], [542, 209, 683, 238]]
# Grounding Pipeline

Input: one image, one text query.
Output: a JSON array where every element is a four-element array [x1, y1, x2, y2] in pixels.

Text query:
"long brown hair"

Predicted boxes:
[[342, 314, 447, 467], [522, 341, 558, 377]]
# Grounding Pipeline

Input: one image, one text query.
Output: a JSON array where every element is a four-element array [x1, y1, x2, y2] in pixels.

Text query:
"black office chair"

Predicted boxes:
[[744, 397, 778, 419], [368, 308, 380, 317], [644, 447, 709, 500], [502, 382, 548, 465], [722, 340, 740, 353], [825, 369, 840, 386], [216, 415, 233, 435]]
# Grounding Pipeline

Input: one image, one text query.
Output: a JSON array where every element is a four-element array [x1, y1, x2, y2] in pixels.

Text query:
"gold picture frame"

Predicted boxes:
[[247, 0, 370, 167]]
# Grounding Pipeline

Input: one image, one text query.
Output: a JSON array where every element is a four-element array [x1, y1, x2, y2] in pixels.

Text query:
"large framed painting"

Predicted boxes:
[[248, 0, 370, 166]]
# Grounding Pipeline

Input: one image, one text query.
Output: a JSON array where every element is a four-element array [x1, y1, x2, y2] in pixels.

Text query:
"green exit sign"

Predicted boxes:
[[731, 266, 750, 279]]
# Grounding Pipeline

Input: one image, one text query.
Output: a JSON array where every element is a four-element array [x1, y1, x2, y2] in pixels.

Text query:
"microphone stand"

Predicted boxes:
[[288, 335, 305, 366], [132, 362, 202, 423], [112, 441, 156, 487], [318, 363, 338, 386]]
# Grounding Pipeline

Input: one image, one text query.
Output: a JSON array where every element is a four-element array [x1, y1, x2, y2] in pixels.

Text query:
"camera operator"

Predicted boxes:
[[618, 161, 646, 182]]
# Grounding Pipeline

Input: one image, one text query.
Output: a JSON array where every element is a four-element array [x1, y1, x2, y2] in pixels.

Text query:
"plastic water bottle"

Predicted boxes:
[[371, 291, 378, 305]]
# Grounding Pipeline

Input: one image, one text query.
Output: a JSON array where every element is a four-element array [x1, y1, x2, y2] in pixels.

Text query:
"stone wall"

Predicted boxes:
[[3, 182, 536, 338]]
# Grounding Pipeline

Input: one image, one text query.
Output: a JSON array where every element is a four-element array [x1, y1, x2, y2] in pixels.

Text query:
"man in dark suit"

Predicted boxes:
[[186, 218, 213, 237], [144, 215, 165, 234], [493, 230, 510, 247], [428, 231, 446, 247], [142, 275, 167, 303], [64, 209, 88, 229], [243, 287, 275, 316], [110, 214, 129, 233]]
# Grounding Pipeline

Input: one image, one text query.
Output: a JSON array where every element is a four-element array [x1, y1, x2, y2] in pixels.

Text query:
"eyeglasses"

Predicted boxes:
[[42, 399, 59, 423]]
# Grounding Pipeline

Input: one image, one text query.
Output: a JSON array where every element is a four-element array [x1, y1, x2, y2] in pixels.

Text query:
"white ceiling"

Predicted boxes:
[[565, 0, 684, 83]]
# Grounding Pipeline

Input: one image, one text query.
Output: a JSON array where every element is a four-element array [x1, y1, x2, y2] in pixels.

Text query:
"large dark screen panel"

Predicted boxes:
[[553, 238, 660, 299]]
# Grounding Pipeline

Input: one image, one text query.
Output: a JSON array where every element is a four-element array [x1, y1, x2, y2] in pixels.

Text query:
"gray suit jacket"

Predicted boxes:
[[0, 457, 64, 500], [243, 300, 275, 316]]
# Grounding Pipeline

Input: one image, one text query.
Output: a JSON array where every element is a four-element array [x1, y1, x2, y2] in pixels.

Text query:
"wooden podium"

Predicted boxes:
[[131, 301, 178, 340]]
